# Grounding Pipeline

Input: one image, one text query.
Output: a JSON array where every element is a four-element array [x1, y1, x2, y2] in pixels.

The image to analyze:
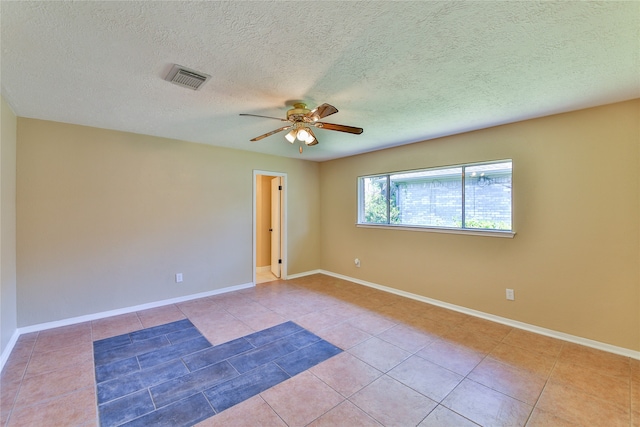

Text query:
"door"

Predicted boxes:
[[270, 176, 282, 278]]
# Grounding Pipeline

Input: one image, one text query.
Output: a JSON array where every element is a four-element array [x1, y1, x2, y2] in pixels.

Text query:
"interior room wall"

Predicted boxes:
[[1, 96, 18, 355], [256, 175, 272, 268], [319, 99, 640, 352], [16, 119, 320, 327]]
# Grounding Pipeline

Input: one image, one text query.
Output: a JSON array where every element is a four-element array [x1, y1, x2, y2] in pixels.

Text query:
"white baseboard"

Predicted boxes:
[[3, 271, 637, 374], [0, 281, 254, 374], [0, 330, 21, 373], [286, 269, 321, 280], [318, 270, 640, 360]]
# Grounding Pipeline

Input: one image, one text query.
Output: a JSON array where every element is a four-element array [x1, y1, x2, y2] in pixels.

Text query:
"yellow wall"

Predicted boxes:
[[17, 119, 320, 326], [1, 96, 18, 354], [11, 100, 640, 353], [320, 100, 640, 351]]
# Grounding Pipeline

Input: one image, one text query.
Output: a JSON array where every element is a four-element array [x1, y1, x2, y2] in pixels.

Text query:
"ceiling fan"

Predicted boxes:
[[240, 103, 363, 153]]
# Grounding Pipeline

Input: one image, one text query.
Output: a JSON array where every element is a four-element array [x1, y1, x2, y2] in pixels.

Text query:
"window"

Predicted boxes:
[[358, 160, 512, 233]]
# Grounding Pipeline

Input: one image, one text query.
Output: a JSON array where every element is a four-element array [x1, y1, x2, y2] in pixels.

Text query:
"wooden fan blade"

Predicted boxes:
[[240, 113, 288, 122], [307, 103, 338, 121], [315, 122, 363, 135], [250, 125, 293, 141]]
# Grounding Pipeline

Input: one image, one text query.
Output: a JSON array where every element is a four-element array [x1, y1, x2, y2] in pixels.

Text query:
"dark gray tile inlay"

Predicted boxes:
[[183, 337, 254, 372], [129, 319, 193, 342], [121, 393, 214, 427], [150, 360, 238, 408], [98, 359, 189, 404], [94, 319, 341, 427], [137, 335, 211, 370], [204, 362, 289, 413], [98, 389, 155, 427]]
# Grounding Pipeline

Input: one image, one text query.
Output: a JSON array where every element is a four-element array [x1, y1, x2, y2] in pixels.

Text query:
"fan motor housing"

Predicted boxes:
[[286, 103, 311, 121]]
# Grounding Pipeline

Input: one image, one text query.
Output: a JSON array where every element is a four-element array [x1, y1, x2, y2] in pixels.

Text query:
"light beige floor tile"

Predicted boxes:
[[416, 339, 484, 376], [346, 313, 397, 336], [7, 386, 96, 427], [558, 343, 631, 379], [4, 336, 36, 362], [631, 358, 640, 381], [34, 322, 92, 353], [91, 312, 143, 341], [13, 358, 95, 408], [549, 360, 630, 409], [234, 310, 287, 331], [0, 354, 29, 384], [317, 323, 372, 350], [388, 355, 463, 402], [459, 316, 513, 341], [377, 324, 436, 353], [176, 297, 226, 318], [536, 381, 630, 426], [267, 299, 317, 319], [418, 306, 469, 325], [294, 309, 348, 334], [24, 341, 93, 378], [195, 395, 286, 427], [310, 352, 382, 397], [442, 379, 532, 427], [488, 342, 557, 378], [261, 371, 344, 427], [632, 377, 640, 414], [525, 408, 581, 427], [467, 357, 546, 405], [0, 378, 20, 426], [308, 400, 382, 426], [440, 326, 500, 355], [350, 375, 437, 427], [223, 300, 271, 317], [404, 316, 452, 338], [502, 328, 564, 357], [194, 317, 253, 345], [418, 405, 480, 427], [349, 337, 411, 372], [136, 304, 186, 328]]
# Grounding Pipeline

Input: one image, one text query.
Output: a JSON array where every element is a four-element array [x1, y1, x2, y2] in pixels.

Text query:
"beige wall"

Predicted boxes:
[[1, 96, 18, 354], [256, 175, 273, 268], [17, 119, 320, 326], [320, 100, 640, 351]]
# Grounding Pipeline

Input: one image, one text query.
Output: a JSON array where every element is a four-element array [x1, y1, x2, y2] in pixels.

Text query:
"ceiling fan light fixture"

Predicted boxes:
[[297, 128, 311, 141], [304, 128, 316, 145], [285, 129, 297, 143]]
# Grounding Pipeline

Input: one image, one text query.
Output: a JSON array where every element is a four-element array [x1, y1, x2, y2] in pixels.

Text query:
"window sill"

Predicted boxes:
[[355, 223, 516, 238]]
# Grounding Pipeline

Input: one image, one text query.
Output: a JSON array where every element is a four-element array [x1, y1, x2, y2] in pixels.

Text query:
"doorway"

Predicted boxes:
[[253, 171, 286, 284]]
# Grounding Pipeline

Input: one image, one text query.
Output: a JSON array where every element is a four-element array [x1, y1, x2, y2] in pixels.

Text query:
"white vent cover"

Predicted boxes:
[[165, 64, 210, 90]]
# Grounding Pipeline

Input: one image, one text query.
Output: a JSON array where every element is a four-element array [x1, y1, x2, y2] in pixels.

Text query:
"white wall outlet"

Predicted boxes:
[[354, 258, 361, 267], [506, 288, 515, 300], [176, 273, 183, 283]]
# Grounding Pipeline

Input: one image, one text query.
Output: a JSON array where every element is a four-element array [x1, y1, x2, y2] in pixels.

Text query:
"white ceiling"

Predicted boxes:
[[2, 1, 638, 162]]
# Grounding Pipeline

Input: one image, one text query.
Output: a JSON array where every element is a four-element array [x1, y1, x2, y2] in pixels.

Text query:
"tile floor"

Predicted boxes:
[[1, 273, 638, 426], [256, 270, 279, 284]]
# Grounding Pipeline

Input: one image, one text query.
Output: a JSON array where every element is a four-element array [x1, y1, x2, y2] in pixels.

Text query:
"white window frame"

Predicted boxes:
[[356, 160, 515, 238]]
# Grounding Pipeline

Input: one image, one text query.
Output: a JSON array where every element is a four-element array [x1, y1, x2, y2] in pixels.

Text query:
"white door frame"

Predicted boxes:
[[253, 170, 287, 285]]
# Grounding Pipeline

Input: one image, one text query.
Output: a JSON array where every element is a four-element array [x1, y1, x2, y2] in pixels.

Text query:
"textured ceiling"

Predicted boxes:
[[1, 1, 638, 161]]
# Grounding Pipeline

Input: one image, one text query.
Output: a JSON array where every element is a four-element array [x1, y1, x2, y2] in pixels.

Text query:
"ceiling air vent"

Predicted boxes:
[[165, 64, 210, 91]]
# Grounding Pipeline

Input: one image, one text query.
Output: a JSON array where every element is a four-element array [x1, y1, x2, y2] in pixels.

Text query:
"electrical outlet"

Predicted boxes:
[[354, 258, 361, 267], [176, 273, 183, 283], [506, 288, 515, 300]]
